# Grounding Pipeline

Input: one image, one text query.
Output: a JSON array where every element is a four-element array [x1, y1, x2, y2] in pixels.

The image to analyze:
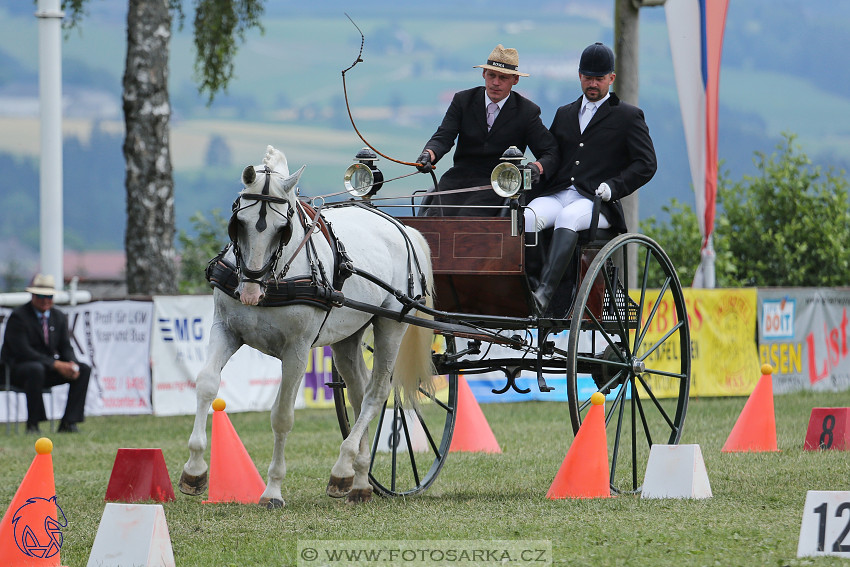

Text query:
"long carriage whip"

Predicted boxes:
[[342, 14, 425, 169]]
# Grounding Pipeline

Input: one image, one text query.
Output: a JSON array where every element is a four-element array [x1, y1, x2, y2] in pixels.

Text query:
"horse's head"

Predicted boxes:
[[229, 145, 306, 305]]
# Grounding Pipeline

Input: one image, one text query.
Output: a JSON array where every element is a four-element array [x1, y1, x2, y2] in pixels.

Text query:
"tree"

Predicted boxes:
[[65, 0, 264, 294], [641, 134, 850, 287], [715, 134, 850, 287]]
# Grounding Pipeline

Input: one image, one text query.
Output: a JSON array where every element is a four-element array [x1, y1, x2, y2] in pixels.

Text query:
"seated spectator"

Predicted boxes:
[[1, 273, 90, 433]]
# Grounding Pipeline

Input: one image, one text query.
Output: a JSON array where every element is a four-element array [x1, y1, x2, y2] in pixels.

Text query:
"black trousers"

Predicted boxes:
[[10, 361, 91, 426]]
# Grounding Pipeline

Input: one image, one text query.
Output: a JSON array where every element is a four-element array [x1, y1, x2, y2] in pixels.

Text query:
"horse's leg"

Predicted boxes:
[[330, 321, 406, 504], [178, 322, 241, 495], [259, 345, 310, 509], [326, 332, 371, 500]]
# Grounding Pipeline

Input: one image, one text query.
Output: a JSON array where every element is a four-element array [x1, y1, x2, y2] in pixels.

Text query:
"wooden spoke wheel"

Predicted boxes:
[[333, 333, 457, 497], [566, 233, 691, 494]]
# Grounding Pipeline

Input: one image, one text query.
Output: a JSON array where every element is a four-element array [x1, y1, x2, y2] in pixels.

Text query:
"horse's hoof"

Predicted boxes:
[[345, 488, 373, 505], [259, 497, 285, 509], [178, 470, 209, 496], [326, 475, 353, 498]]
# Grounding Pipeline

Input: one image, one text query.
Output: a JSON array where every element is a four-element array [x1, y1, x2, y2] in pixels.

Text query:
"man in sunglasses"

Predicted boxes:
[[1, 273, 90, 433]]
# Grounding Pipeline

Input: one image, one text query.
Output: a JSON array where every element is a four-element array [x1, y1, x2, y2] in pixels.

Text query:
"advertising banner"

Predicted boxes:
[[758, 288, 850, 393], [642, 288, 760, 397]]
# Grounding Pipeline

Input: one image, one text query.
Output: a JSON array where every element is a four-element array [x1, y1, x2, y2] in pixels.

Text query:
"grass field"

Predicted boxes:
[[3, 390, 850, 566]]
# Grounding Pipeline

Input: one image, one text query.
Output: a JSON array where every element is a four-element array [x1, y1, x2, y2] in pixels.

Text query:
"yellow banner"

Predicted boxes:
[[631, 288, 761, 398]]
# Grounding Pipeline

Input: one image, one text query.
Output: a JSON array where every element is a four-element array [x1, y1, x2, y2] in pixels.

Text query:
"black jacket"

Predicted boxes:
[[540, 93, 657, 233], [1, 301, 78, 367], [421, 86, 558, 216]]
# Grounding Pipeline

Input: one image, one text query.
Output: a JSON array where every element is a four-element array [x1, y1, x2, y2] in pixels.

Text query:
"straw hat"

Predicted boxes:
[[26, 273, 57, 296], [474, 44, 529, 77]]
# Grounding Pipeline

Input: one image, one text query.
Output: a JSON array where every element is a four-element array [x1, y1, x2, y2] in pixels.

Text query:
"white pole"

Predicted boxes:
[[36, 0, 65, 291]]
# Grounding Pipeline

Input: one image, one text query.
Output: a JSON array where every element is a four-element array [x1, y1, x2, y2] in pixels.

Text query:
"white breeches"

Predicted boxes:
[[524, 187, 611, 232]]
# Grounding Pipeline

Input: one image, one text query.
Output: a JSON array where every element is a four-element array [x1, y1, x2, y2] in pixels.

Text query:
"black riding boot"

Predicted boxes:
[[532, 228, 579, 314]]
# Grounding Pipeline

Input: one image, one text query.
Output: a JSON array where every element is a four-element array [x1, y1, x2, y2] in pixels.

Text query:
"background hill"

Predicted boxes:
[[1, 0, 849, 280]]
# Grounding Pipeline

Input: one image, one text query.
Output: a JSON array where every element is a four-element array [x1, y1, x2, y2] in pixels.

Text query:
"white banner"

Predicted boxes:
[[0, 301, 153, 421], [150, 295, 295, 416]]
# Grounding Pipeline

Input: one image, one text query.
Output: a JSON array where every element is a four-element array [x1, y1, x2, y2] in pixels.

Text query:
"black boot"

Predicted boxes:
[[532, 228, 579, 314]]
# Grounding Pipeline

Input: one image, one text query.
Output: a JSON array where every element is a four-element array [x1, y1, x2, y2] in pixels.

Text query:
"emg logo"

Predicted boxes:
[[762, 298, 795, 339], [12, 496, 67, 559], [158, 317, 204, 342]]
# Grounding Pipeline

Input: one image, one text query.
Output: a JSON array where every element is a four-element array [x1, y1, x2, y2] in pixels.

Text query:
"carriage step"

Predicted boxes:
[[536, 374, 555, 393]]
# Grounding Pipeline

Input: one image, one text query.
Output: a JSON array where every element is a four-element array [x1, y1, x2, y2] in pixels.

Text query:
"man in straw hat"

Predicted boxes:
[[1, 273, 91, 433], [415, 44, 558, 216]]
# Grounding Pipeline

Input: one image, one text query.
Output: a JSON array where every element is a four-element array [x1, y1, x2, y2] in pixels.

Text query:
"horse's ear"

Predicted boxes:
[[278, 164, 307, 196], [242, 165, 257, 186]]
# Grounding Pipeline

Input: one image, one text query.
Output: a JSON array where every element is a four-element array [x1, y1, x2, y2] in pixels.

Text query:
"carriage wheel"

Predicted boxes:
[[566, 233, 690, 494], [333, 332, 457, 497]]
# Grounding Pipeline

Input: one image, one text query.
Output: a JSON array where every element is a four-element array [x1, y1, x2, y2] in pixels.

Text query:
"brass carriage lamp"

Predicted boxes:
[[343, 147, 384, 198], [490, 146, 530, 236], [490, 146, 530, 199]]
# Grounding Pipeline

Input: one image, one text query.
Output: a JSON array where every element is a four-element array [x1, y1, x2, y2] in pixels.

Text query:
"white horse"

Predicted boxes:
[[179, 146, 435, 506]]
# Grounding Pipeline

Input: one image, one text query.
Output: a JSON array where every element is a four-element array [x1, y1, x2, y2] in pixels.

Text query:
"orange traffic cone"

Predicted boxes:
[[547, 393, 612, 499], [0, 438, 67, 566], [722, 364, 779, 452], [449, 376, 501, 453], [203, 399, 267, 504]]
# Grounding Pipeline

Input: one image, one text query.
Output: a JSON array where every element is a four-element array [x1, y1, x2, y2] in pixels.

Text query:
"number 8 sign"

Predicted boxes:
[[798, 491, 850, 557], [804, 408, 850, 451]]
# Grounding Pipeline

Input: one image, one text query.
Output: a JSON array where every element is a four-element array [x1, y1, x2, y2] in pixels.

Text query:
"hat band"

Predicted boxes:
[[487, 59, 518, 71]]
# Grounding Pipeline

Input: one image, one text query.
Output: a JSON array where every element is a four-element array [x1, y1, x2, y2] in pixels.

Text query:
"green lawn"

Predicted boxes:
[[3, 390, 850, 566]]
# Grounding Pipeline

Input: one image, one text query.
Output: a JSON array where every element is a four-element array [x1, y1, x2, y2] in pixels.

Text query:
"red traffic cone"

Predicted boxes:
[[449, 376, 501, 453], [204, 399, 266, 504], [722, 364, 779, 452], [0, 438, 67, 566], [547, 393, 612, 499]]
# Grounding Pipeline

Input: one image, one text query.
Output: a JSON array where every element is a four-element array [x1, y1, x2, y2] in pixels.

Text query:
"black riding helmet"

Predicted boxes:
[[579, 42, 615, 77]]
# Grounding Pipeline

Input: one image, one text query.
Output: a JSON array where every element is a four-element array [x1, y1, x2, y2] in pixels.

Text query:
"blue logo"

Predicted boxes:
[[12, 496, 67, 559]]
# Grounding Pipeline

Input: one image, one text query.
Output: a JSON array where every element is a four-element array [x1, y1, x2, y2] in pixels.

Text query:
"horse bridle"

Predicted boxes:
[[228, 166, 295, 285]]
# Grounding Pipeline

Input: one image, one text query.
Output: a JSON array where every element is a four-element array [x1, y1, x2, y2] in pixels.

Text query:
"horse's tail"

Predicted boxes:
[[394, 229, 436, 406]]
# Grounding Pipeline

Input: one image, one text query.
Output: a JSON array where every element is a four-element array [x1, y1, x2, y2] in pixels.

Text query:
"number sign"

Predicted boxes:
[[798, 491, 850, 557]]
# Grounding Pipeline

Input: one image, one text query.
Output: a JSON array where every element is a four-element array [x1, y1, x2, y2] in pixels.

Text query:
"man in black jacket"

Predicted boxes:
[[1, 274, 90, 433], [416, 44, 558, 216], [526, 42, 657, 313]]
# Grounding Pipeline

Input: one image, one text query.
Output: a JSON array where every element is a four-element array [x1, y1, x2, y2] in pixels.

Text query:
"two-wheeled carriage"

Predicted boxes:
[[330, 149, 691, 498]]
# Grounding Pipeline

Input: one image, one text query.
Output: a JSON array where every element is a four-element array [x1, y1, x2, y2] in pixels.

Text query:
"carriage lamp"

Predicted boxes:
[[491, 146, 530, 236], [490, 146, 530, 199], [343, 147, 384, 198]]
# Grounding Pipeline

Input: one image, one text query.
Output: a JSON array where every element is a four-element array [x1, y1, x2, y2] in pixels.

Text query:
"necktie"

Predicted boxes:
[[579, 102, 596, 133], [486, 102, 499, 130], [42, 314, 49, 344]]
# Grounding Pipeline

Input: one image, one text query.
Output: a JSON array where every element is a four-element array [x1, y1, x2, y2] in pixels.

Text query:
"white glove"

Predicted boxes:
[[595, 182, 612, 202]]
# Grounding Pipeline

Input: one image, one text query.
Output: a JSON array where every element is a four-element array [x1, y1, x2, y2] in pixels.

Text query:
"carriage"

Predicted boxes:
[[331, 146, 691, 498], [180, 144, 690, 506]]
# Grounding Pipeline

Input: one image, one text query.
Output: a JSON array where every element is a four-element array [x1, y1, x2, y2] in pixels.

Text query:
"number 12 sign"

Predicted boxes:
[[798, 491, 850, 557]]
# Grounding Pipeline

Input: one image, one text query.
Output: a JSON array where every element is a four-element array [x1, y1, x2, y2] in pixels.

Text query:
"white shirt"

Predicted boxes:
[[579, 92, 610, 130]]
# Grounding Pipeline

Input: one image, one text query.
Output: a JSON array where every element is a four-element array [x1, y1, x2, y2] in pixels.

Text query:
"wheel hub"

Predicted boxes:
[[631, 358, 645, 375]]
